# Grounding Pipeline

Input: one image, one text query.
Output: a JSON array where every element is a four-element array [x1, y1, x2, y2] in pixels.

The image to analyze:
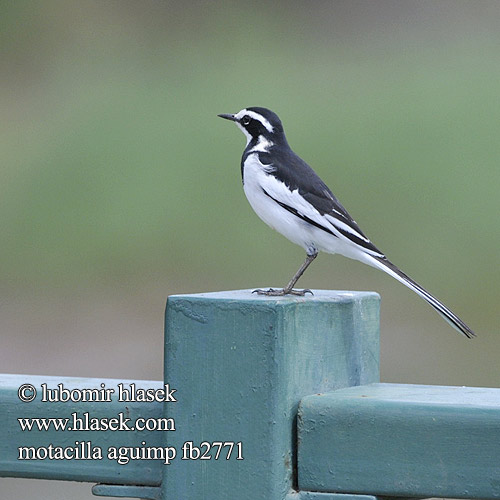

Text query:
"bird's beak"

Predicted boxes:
[[218, 113, 237, 122]]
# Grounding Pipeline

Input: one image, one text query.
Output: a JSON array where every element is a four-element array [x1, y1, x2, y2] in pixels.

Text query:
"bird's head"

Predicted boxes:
[[218, 107, 285, 147]]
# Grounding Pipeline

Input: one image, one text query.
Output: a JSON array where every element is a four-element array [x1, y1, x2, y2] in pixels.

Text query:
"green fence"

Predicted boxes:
[[1, 290, 499, 499]]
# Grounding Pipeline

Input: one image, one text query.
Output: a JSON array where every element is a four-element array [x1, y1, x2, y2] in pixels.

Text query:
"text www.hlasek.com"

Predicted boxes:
[[18, 412, 172, 432]]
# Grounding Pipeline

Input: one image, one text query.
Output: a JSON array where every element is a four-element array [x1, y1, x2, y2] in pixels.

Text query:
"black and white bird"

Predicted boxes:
[[218, 107, 475, 338]]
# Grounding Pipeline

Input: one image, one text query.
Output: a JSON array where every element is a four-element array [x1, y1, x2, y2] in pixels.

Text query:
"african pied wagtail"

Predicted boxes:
[[218, 107, 475, 338]]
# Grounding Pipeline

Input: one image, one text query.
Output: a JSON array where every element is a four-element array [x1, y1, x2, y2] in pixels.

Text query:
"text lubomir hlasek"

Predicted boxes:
[[40, 383, 177, 403]]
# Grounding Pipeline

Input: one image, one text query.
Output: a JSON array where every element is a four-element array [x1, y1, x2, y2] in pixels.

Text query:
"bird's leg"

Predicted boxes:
[[253, 252, 318, 296], [283, 252, 317, 293]]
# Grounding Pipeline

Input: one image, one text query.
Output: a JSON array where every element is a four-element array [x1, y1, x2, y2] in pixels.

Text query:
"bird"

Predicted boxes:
[[218, 107, 475, 338]]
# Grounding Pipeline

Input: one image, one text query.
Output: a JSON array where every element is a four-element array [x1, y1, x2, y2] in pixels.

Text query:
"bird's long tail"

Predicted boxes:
[[366, 255, 475, 338]]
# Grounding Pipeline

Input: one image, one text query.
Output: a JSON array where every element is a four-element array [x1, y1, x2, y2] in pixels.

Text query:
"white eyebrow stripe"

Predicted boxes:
[[236, 109, 274, 133]]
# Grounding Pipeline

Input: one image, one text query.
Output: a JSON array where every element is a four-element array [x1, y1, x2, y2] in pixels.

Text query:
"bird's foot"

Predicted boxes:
[[252, 288, 313, 296]]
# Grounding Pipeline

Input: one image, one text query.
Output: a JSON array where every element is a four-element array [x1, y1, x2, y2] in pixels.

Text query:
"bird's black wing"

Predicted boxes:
[[261, 146, 385, 256]]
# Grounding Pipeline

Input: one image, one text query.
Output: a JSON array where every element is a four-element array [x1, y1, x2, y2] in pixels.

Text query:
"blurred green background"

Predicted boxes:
[[2, 1, 500, 497]]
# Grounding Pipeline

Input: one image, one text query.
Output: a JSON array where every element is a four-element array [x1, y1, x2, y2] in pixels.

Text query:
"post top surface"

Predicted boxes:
[[304, 382, 500, 408], [168, 289, 380, 303]]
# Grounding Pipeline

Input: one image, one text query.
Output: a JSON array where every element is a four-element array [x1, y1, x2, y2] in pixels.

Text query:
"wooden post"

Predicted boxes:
[[163, 290, 380, 499]]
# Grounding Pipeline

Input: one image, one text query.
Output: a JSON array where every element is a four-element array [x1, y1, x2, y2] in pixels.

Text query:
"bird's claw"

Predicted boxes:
[[252, 288, 314, 296], [252, 288, 284, 296]]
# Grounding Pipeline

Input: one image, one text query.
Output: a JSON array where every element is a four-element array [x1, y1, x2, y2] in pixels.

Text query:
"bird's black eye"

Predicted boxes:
[[241, 115, 251, 126]]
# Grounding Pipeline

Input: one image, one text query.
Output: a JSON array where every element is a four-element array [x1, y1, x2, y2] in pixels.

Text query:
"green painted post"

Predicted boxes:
[[162, 290, 380, 499]]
